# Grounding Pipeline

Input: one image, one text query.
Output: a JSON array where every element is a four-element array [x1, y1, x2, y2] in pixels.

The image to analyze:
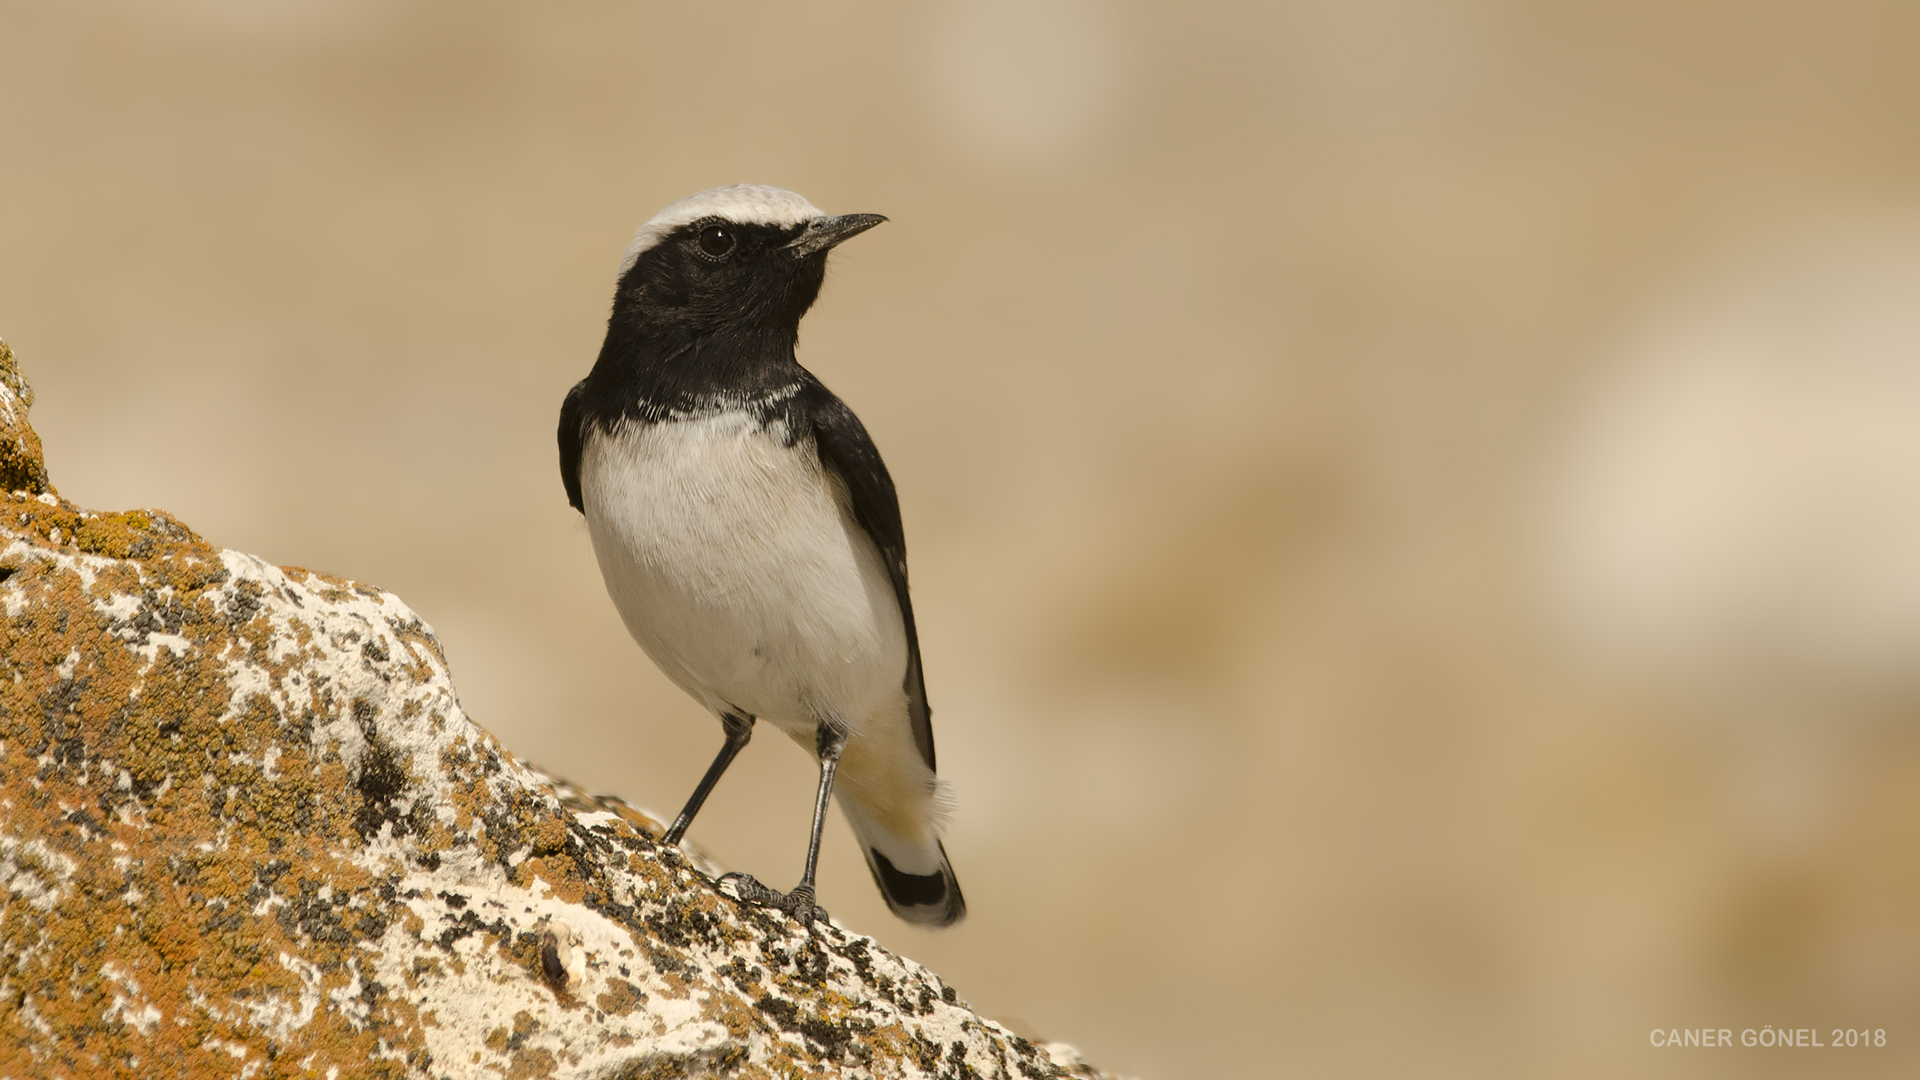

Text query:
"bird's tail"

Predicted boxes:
[[837, 799, 966, 927]]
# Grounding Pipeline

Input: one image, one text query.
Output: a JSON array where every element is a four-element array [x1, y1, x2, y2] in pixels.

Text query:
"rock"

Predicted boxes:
[[0, 342, 1115, 1080], [0, 342, 51, 498]]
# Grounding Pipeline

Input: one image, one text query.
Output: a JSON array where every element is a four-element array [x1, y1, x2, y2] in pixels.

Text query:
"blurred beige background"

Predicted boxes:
[[6, 1, 1920, 1076]]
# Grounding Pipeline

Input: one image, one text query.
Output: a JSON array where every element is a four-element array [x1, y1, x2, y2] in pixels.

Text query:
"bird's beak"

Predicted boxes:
[[785, 213, 887, 258]]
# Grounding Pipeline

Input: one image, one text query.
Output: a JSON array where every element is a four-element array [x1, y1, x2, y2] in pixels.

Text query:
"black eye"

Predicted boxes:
[[698, 225, 736, 258]]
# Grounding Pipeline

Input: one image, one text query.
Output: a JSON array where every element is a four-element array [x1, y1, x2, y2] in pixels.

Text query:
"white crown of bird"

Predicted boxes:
[[619, 185, 826, 274]]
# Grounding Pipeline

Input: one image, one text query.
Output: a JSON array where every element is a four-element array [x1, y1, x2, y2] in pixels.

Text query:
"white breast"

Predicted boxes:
[[579, 411, 908, 739]]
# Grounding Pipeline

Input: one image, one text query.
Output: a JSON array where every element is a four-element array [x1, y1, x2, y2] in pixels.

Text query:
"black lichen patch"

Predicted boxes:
[[943, 1037, 986, 1080], [277, 877, 391, 950], [434, 908, 511, 953], [715, 956, 763, 996], [642, 892, 728, 951], [754, 995, 864, 1061], [224, 577, 267, 631], [34, 670, 92, 773], [354, 730, 413, 841]]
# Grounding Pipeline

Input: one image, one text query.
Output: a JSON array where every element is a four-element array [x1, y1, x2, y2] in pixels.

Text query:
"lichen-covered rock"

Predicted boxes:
[[0, 343, 1113, 1080], [0, 342, 51, 498]]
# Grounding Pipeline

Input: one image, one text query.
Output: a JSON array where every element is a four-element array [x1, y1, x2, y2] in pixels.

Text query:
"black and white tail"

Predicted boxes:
[[836, 791, 965, 927], [861, 837, 965, 927]]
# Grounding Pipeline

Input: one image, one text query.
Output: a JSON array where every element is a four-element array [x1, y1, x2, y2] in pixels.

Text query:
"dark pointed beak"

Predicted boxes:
[[785, 213, 887, 258]]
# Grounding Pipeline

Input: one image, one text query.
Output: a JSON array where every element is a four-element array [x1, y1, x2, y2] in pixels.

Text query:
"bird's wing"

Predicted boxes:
[[558, 379, 588, 513], [803, 378, 935, 772]]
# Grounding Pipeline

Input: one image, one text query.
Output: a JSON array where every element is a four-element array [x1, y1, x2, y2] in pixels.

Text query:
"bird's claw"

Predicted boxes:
[[717, 873, 826, 925]]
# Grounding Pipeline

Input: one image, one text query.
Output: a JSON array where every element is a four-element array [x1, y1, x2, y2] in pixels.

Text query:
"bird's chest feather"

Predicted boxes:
[[583, 411, 834, 569], [577, 410, 902, 723]]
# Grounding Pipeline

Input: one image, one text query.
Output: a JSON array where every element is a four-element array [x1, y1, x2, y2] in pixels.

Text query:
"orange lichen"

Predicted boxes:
[[594, 979, 645, 1018], [0, 495, 428, 1078]]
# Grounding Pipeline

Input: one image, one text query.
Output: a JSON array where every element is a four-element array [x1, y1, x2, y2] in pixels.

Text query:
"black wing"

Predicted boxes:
[[558, 379, 588, 513], [803, 378, 935, 772]]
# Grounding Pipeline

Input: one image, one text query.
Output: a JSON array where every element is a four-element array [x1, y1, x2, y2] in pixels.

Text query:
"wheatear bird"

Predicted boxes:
[[558, 185, 964, 927]]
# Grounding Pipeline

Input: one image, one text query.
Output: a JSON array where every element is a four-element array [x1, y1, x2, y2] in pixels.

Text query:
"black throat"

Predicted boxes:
[[574, 219, 826, 430]]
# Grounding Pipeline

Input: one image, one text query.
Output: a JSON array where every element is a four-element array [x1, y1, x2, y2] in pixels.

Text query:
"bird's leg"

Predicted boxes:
[[789, 720, 849, 918], [720, 719, 849, 925], [661, 711, 754, 846]]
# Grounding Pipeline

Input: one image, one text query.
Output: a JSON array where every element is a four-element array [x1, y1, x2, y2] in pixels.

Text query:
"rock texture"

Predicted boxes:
[[0, 341, 1113, 1080]]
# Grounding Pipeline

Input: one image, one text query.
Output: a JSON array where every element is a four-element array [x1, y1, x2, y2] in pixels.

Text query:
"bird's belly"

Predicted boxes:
[[579, 412, 907, 736]]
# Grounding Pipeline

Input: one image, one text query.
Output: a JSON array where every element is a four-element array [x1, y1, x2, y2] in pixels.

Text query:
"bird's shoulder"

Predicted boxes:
[[790, 378, 902, 542]]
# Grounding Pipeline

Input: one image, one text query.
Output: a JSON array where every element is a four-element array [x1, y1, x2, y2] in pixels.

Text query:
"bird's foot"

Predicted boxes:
[[717, 873, 827, 925]]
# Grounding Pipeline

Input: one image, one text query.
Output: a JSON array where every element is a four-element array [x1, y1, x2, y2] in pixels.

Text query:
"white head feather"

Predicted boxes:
[[618, 185, 826, 276]]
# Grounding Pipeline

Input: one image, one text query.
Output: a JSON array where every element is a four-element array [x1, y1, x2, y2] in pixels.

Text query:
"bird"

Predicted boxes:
[[557, 185, 964, 927]]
